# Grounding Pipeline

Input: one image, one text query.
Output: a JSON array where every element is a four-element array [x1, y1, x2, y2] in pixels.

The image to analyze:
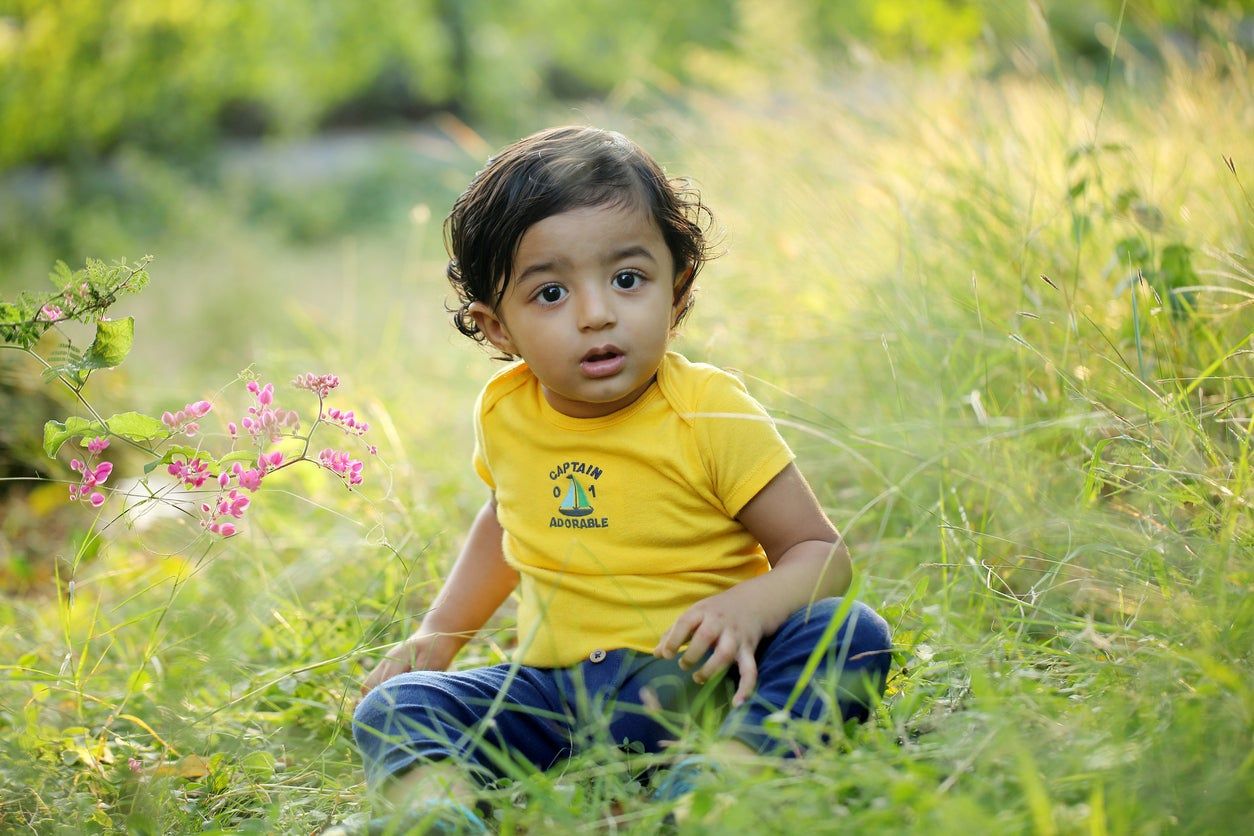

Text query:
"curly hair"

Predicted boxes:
[[444, 126, 715, 350]]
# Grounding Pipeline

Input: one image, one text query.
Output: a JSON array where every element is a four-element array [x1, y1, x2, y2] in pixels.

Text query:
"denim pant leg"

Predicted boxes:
[[723, 597, 893, 754], [353, 664, 573, 789], [605, 652, 716, 754]]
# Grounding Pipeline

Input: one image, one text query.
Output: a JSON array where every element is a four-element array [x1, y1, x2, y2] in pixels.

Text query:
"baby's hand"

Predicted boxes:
[[654, 589, 766, 707], [360, 633, 455, 695]]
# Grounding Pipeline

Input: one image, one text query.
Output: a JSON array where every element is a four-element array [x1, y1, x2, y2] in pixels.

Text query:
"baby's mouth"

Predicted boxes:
[[580, 346, 626, 378]]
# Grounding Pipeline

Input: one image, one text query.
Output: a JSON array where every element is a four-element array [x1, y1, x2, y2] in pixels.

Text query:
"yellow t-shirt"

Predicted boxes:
[[473, 351, 795, 668]]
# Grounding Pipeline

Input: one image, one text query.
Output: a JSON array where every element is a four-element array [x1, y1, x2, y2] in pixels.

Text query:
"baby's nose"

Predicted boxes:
[[577, 289, 616, 330]]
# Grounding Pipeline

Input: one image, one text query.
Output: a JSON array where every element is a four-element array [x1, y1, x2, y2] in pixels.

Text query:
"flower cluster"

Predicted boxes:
[[56, 368, 373, 540], [324, 407, 369, 436], [319, 448, 364, 487], [168, 457, 210, 489], [238, 380, 299, 442], [39, 304, 66, 323], [162, 400, 212, 437], [185, 451, 283, 537], [200, 488, 250, 537], [68, 437, 112, 507], [292, 372, 340, 399]]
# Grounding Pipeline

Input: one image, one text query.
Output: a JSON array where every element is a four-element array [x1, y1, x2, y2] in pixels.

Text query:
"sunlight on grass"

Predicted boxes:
[[2, 37, 1251, 834]]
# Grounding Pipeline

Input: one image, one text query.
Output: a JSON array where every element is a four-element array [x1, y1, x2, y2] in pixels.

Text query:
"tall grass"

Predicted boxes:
[[1, 40, 1251, 834]]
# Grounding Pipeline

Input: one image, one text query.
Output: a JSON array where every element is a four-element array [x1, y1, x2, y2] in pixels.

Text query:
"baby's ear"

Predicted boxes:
[[671, 264, 696, 321], [468, 301, 517, 356]]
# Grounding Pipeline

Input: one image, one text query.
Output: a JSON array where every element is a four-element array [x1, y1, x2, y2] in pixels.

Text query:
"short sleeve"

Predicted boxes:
[[471, 388, 496, 491], [694, 372, 795, 517]]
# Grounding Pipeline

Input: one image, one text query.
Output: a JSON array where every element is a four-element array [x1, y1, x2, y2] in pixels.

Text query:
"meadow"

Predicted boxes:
[[1, 34, 1251, 836]]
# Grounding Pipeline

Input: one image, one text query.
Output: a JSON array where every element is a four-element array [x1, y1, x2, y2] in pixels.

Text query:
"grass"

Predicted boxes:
[[1, 37, 1251, 834]]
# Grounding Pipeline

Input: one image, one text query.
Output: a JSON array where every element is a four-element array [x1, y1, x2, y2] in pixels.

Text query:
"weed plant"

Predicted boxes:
[[1, 40, 1251, 835]]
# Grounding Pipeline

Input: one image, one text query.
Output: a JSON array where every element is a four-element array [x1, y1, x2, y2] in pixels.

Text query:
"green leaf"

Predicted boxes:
[[86, 317, 134, 369], [240, 750, 276, 779], [1159, 244, 1197, 289], [216, 450, 259, 470], [0, 300, 41, 349], [43, 417, 105, 457], [44, 412, 168, 458], [1114, 236, 1150, 270], [103, 411, 167, 443], [1156, 244, 1199, 317], [1083, 438, 1115, 504], [48, 260, 74, 289]]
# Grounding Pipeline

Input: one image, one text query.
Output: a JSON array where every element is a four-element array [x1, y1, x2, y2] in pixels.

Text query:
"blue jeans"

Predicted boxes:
[[354, 598, 892, 788]]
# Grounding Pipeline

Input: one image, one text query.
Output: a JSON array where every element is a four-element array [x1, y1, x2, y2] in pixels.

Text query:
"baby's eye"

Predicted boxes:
[[612, 271, 643, 290], [536, 284, 566, 304]]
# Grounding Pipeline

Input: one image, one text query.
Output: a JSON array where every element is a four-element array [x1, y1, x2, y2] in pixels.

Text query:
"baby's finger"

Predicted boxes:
[[679, 623, 719, 671], [693, 632, 739, 684], [732, 646, 758, 707], [655, 610, 699, 658], [362, 662, 388, 694]]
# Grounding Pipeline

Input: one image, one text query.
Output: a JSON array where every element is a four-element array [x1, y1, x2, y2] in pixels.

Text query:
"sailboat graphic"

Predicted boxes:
[[558, 475, 594, 517]]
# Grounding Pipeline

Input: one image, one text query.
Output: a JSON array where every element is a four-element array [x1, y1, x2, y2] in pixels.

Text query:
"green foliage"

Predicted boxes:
[[1, 23, 1252, 836], [0, 0, 1246, 169], [42, 411, 168, 457], [40, 415, 104, 457], [0, 257, 148, 350]]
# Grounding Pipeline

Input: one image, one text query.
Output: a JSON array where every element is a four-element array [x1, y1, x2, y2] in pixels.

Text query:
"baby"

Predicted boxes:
[[350, 126, 892, 832]]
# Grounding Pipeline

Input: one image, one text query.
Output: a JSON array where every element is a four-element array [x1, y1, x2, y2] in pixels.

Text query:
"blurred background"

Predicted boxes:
[[1, 1, 1251, 832], [1, 0, 1246, 533]]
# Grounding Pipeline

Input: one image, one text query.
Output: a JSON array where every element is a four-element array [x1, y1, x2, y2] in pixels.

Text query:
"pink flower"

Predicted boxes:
[[292, 372, 340, 399], [207, 521, 237, 537], [128, 757, 142, 775], [232, 463, 264, 492], [68, 438, 113, 507], [239, 381, 298, 442], [168, 458, 209, 489], [319, 448, 364, 487], [325, 407, 370, 436], [210, 489, 251, 521], [39, 304, 65, 322], [161, 400, 214, 437]]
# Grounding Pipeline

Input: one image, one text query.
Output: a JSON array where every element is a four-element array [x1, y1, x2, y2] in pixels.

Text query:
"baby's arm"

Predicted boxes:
[[361, 497, 519, 693], [654, 464, 850, 705]]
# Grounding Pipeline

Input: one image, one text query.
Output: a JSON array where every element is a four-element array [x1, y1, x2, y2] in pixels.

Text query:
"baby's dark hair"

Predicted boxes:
[[445, 126, 714, 346]]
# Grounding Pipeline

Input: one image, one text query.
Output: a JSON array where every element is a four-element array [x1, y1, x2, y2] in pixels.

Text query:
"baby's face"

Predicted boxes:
[[473, 203, 681, 418]]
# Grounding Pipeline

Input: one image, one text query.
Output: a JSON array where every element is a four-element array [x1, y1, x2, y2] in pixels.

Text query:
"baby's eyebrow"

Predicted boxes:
[[515, 259, 564, 284], [605, 245, 656, 264]]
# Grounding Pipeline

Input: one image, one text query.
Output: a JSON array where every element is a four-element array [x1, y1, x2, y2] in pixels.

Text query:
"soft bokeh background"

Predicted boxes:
[[1, 1, 1251, 832]]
